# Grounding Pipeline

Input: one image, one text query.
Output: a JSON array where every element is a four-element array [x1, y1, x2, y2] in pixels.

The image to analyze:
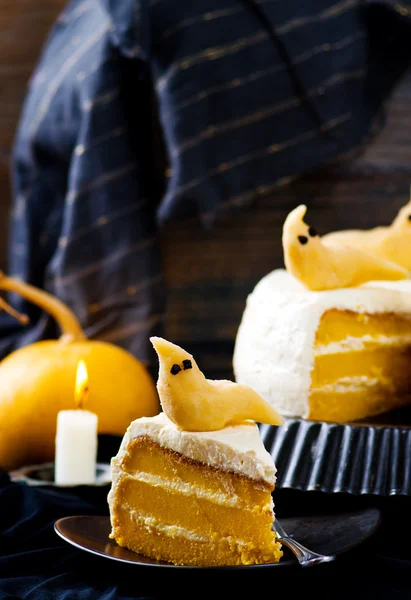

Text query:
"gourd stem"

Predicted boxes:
[[0, 273, 85, 341]]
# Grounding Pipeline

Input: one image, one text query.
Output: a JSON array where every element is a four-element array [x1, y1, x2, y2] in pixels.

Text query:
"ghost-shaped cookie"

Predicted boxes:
[[282, 205, 408, 291], [150, 336, 284, 431], [322, 196, 411, 272]]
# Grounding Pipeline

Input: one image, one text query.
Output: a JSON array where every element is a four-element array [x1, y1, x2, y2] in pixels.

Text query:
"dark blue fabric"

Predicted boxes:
[[1, 0, 411, 369]]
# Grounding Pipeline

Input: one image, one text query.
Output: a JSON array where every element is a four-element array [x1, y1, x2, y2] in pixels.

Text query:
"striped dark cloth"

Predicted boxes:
[[2, 0, 411, 368]]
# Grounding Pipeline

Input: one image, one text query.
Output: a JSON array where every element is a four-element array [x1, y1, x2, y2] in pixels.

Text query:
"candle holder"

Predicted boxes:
[[9, 462, 111, 488]]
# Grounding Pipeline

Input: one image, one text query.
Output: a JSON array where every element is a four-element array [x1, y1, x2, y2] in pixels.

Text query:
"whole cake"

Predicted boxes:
[[108, 337, 284, 566], [233, 203, 411, 424]]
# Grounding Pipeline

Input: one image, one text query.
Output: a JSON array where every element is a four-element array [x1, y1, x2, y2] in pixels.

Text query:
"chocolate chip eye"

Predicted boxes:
[[298, 235, 308, 245], [170, 364, 181, 375], [408, 215, 411, 221], [308, 226, 318, 237], [183, 359, 192, 370]]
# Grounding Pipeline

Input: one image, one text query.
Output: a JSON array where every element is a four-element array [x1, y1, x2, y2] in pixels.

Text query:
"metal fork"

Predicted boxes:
[[274, 519, 335, 567]]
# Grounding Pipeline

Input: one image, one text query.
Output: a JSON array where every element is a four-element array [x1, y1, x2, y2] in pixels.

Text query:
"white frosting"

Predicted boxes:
[[233, 269, 411, 418], [113, 412, 276, 487]]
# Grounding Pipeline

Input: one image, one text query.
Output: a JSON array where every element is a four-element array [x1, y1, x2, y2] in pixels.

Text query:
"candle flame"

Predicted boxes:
[[75, 360, 89, 409]]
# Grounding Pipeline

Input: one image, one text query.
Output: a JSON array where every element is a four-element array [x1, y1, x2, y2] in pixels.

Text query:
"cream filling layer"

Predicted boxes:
[[125, 507, 276, 552], [121, 470, 272, 511], [128, 507, 210, 543], [314, 334, 411, 355], [311, 376, 381, 394]]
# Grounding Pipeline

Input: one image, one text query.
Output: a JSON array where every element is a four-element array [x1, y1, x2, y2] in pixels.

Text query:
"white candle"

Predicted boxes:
[[55, 410, 98, 485], [54, 360, 98, 485]]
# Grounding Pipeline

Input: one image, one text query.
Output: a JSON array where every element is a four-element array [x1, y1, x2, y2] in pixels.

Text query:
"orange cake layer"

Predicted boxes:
[[315, 309, 411, 346], [309, 386, 411, 422], [109, 437, 282, 566], [121, 438, 270, 504], [312, 347, 411, 387]]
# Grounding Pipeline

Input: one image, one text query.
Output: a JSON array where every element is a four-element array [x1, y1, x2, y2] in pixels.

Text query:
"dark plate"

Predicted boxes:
[[54, 508, 381, 570], [260, 404, 411, 496], [9, 462, 111, 487]]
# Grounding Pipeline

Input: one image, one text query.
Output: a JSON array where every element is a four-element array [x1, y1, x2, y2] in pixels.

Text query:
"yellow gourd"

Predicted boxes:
[[0, 273, 160, 470]]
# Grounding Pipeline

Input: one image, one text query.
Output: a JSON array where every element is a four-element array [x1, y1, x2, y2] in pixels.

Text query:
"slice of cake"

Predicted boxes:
[[108, 413, 282, 566], [233, 205, 411, 424], [108, 337, 284, 566]]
